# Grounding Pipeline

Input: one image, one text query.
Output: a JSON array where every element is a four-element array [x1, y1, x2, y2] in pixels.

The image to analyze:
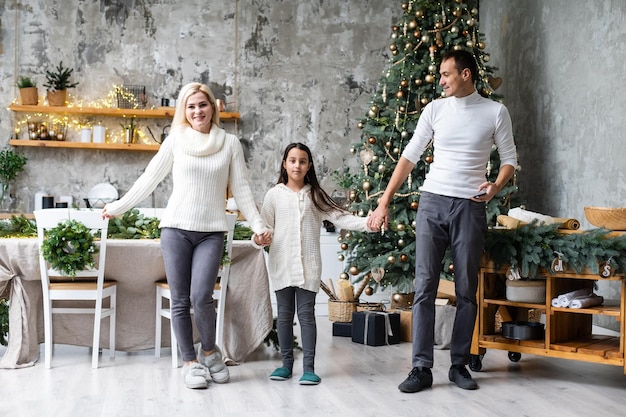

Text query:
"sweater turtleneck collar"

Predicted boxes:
[[450, 89, 481, 108], [173, 124, 226, 156]]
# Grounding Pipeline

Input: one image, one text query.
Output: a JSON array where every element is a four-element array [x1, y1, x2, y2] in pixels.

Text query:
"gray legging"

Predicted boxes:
[[275, 286, 317, 373], [160, 227, 224, 362]]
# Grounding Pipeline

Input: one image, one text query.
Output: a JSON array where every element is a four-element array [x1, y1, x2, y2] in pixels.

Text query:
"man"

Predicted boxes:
[[367, 49, 517, 392]]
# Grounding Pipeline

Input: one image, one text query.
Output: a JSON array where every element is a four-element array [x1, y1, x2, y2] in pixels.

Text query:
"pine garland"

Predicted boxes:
[[41, 219, 98, 277], [484, 222, 626, 278]]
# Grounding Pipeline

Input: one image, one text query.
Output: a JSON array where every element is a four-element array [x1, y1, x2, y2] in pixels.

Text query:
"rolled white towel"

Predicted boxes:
[[557, 288, 591, 307], [569, 294, 604, 309], [551, 297, 561, 307], [508, 207, 555, 225]]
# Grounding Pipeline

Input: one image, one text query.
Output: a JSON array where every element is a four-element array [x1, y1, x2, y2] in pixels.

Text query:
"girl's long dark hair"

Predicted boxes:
[[278, 142, 343, 213]]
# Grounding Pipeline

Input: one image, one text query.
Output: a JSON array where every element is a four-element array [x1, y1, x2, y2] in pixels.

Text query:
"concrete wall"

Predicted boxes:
[[0, 0, 395, 210], [481, 0, 626, 330]]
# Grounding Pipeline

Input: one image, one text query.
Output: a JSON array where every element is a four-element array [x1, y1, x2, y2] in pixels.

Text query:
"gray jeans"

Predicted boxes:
[[411, 192, 486, 368], [160, 227, 224, 362], [275, 287, 317, 373]]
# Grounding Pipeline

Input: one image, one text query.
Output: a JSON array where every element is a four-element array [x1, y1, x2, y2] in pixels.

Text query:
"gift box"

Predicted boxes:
[[332, 321, 352, 337], [390, 308, 413, 342], [351, 311, 400, 346]]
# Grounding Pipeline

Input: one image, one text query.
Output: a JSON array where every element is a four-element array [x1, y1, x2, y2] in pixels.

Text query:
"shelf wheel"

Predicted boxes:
[[469, 353, 483, 372], [508, 351, 521, 362]]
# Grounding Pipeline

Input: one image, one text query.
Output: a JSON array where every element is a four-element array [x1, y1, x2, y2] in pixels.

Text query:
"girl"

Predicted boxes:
[[254, 142, 374, 385]]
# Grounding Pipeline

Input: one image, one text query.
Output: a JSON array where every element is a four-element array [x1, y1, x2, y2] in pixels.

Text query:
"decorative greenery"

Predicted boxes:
[[0, 148, 27, 184], [0, 215, 36, 237], [107, 208, 161, 239], [0, 298, 8, 346], [484, 222, 626, 278], [16, 76, 36, 88], [41, 219, 98, 277], [44, 61, 79, 91]]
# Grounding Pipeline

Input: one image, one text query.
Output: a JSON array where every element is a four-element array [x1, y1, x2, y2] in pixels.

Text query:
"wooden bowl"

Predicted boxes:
[[584, 206, 626, 230]]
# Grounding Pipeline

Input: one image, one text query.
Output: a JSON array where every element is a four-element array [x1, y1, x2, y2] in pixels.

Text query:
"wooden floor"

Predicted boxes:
[[1, 318, 625, 417]]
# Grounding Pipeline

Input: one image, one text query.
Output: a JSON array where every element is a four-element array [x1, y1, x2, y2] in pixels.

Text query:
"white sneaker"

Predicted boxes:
[[181, 362, 208, 389], [198, 345, 230, 383]]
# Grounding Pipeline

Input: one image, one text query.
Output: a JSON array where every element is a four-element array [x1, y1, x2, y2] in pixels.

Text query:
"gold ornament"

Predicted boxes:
[[401, 130, 409, 138], [340, 272, 349, 280], [364, 286, 374, 296], [337, 254, 344, 262], [378, 164, 386, 173], [421, 34, 430, 43], [421, 97, 429, 105], [362, 181, 372, 191], [368, 136, 376, 144], [400, 79, 408, 88], [410, 201, 419, 210], [428, 64, 437, 73], [425, 74, 434, 83], [449, 263, 454, 272], [425, 155, 433, 163], [368, 105, 379, 118], [400, 254, 409, 262], [389, 44, 397, 52], [349, 190, 357, 200], [398, 239, 405, 247], [344, 231, 352, 239], [357, 121, 364, 129], [349, 266, 360, 275], [387, 255, 396, 264], [341, 243, 349, 250], [415, 79, 423, 86], [415, 10, 423, 19], [396, 91, 404, 99], [408, 20, 417, 30], [397, 223, 405, 231]]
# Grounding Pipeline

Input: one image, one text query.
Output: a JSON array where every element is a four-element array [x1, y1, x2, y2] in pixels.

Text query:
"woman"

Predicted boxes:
[[103, 82, 270, 389]]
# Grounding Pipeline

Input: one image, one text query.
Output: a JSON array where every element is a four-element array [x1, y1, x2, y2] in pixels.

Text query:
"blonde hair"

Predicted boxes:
[[171, 82, 221, 128]]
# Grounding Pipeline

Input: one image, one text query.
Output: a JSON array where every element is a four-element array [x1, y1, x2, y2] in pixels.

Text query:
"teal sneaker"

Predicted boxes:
[[299, 372, 321, 385], [269, 367, 292, 381]]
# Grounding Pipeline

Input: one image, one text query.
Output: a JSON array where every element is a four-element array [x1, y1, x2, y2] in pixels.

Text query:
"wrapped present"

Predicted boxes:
[[332, 321, 352, 337], [351, 311, 400, 346], [390, 308, 412, 342]]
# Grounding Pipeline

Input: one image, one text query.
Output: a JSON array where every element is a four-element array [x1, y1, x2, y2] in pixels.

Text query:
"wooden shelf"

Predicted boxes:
[[9, 139, 160, 152], [8, 104, 240, 121]]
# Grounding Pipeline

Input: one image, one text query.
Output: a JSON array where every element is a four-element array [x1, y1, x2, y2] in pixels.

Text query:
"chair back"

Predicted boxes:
[[215, 212, 238, 347], [34, 208, 109, 289]]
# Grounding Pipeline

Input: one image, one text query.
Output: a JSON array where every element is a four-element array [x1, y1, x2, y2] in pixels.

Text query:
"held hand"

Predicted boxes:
[[366, 205, 389, 232], [254, 231, 272, 247], [101, 206, 115, 220]]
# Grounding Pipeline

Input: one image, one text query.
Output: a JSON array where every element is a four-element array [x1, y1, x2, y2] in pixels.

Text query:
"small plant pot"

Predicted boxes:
[[19, 87, 39, 105], [47, 89, 67, 106]]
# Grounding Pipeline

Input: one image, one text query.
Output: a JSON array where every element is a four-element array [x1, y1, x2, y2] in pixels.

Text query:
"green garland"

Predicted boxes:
[[41, 219, 98, 277], [484, 222, 626, 278]]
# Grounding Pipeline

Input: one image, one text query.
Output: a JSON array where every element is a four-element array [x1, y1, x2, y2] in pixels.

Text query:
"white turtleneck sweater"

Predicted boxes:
[[402, 90, 517, 199], [261, 184, 370, 293], [105, 124, 266, 235]]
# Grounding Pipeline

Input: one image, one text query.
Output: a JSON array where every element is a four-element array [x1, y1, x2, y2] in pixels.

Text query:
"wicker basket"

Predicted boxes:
[[328, 300, 356, 322], [584, 206, 626, 230], [356, 301, 385, 312]]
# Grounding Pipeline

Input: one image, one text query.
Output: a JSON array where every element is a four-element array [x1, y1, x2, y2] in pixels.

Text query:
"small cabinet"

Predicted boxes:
[[471, 263, 625, 373], [8, 104, 240, 152]]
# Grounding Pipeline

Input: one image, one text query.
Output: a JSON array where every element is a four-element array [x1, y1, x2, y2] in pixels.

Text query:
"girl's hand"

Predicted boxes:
[[254, 231, 272, 247]]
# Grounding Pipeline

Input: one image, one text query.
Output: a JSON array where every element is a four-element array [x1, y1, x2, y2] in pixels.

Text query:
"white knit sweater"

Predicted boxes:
[[105, 125, 265, 234], [261, 184, 370, 293]]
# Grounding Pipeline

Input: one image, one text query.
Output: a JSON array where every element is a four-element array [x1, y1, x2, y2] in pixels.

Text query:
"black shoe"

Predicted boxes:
[[448, 365, 478, 390], [398, 367, 433, 393]]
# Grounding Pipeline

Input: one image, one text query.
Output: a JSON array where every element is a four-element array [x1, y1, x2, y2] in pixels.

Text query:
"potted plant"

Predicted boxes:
[[44, 61, 79, 106], [0, 148, 27, 211], [16, 76, 39, 105]]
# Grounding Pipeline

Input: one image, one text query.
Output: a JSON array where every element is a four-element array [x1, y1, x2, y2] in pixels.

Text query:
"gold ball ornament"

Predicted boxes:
[[421, 97, 429, 105], [401, 2, 408, 10], [337, 254, 345, 262], [400, 79, 408, 88], [392, 25, 399, 32], [391, 33, 398, 39], [385, 141, 392, 148], [344, 231, 352, 239], [400, 254, 409, 262], [415, 79, 423, 86], [466, 40, 475, 48], [421, 34, 430, 43], [357, 121, 364, 129], [428, 64, 437, 73], [341, 243, 349, 250], [410, 201, 419, 210], [478, 41, 486, 50], [434, 22, 443, 29], [453, 44, 463, 51], [425, 74, 435, 83], [396, 91, 404, 99], [450, 25, 459, 34], [408, 20, 417, 30], [425, 155, 433, 163], [368, 136, 376, 144], [378, 164, 386, 173], [449, 264, 454, 272], [398, 239, 405, 247], [415, 10, 424, 19], [340, 272, 349, 280], [368, 105, 379, 118], [349, 266, 360, 275], [393, 147, 400, 155], [349, 190, 357, 200], [364, 286, 374, 296], [389, 44, 397, 52], [387, 255, 396, 264], [372, 155, 378, 162], [396, 223, 405, 231], [401, 130, 409, 138], [413, 31, 421, 38], [350, 147, 356, 154], [362, 181, 372, 191]]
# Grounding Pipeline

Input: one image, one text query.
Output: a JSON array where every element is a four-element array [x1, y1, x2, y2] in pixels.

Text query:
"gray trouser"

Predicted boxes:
[[411, 192, 486, 368], [160, 227, 224, 362], [275, 287, 317, 373]]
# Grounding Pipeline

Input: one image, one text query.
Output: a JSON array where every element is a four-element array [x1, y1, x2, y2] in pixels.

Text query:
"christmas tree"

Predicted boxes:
[[335, 0, 519, 294]]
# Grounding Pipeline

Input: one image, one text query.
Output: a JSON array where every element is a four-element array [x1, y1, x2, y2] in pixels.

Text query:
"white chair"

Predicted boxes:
[[155, 212, 237, 368], [34, 208, 116, 369]]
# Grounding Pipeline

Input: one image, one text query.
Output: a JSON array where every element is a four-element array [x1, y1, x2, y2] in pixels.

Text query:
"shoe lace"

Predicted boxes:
[[455, 366, 472, 379], [407, 367, 422, 381]]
